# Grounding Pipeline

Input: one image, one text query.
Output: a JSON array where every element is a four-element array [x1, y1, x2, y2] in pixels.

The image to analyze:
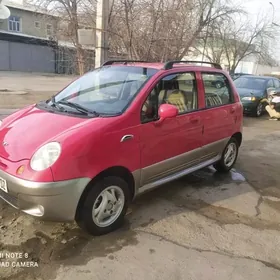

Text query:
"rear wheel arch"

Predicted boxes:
[[75, 166, 135, 219], [232, 132, 242, 147], [214, 137, 239, 173]]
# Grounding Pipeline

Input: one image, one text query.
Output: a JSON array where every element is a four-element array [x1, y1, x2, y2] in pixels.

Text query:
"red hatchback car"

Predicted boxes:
[[0, 60, 243, 235]]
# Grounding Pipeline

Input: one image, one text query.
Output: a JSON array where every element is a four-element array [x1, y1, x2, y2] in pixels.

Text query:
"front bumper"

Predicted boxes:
[[242, 101, 258, 114], [0, 168, 91, 221]]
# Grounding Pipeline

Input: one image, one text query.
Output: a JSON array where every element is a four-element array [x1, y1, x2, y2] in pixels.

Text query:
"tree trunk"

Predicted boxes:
[[76, 46, 85, 75], [72, 4, 85, 75]]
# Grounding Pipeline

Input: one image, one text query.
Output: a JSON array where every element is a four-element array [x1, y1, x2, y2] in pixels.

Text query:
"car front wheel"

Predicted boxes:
[[76, 176, 130, 236], [255, 102, 263, 117], [213, 138, 239, 173]]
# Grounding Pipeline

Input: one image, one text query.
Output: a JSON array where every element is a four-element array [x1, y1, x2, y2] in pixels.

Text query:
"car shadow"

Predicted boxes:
[[129, 166, 254, 227]]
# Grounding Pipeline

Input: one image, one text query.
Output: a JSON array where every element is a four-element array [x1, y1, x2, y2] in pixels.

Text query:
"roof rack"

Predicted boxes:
[[102, 60, 148, 67], [163, 60, 222, 70]]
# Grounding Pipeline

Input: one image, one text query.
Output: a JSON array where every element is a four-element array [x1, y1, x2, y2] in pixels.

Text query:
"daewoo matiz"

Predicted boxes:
[[0, 60, 243, 235]]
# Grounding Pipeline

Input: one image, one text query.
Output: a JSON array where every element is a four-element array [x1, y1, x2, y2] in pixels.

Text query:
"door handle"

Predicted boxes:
[[190, 117, 200, 124], [120, 135, 134, 143], [230, 108, 235, 114]]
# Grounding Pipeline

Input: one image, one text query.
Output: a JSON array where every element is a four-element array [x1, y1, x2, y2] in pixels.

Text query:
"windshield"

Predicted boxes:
[[52, 66, 158, 115], [234, 77, 266, 90]]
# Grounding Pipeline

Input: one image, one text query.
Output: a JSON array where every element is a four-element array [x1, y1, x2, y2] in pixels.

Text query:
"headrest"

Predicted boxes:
[[161, 79, 179, 91]]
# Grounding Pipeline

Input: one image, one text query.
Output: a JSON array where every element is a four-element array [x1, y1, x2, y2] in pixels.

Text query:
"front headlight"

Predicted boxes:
[[242, 96, 256, 101], [30, 142, 61, 171]]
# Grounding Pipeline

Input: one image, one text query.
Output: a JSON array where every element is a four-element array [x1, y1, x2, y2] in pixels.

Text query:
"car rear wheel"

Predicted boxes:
[[255, 102, 263, 117], [213, 138, 239, 173], [75, 176, 130, 236]]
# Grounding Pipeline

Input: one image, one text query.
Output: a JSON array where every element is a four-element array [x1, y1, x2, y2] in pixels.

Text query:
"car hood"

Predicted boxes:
[[236, 88, 264, 98], [0, 105, 96, 162]]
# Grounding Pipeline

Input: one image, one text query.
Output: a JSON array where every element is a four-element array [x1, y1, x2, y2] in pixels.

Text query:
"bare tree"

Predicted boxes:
[[28, 0, 96, 75], [222, 15, 277, 73], [108, 0, 243, 61], [196, 14, 278, 73], [28, 0, 249, 72], [193, 27, 225, 64]]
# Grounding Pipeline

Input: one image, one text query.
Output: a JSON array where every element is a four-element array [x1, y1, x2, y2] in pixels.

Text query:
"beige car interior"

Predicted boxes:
[[142, 75, 198, 120], [142, 74, 232, 122], [205, 93, 223, 107], [203, 75, 230, 107], [158, 77, 197, 113]]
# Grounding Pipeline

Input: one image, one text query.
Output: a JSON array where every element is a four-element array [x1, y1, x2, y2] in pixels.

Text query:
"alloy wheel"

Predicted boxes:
[[256, 103, 263, 117], [92, 186, 125, 227], [224, 142, 237, 167]]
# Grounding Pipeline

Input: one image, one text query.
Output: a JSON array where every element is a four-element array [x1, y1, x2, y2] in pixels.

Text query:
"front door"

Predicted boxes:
[[139, 71, 203, 187]]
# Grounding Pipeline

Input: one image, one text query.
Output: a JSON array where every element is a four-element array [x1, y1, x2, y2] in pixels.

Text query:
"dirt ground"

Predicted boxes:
[[1, 72, 280, 280], [0, 72, 76, 109]]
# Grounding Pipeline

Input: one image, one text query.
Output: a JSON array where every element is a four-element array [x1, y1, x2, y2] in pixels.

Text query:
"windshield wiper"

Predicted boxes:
[[57, 100, 100, 116], [49, 96, 66, 111]]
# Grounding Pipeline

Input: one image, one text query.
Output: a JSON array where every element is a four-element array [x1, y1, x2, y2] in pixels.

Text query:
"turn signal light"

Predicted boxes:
[[16, 165, 25, 175]]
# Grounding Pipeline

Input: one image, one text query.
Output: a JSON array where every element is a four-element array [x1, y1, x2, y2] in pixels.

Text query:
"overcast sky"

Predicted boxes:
[[245, 0, 280, 61], [242, 0, 280, 24]]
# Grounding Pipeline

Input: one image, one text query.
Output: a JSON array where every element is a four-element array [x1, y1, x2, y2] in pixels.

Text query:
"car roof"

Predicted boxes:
[[237, 75, 276, 80], [102, 60, 226, 72], [123, 62, 164, 69], [108, 62, 225, 72], [234, 73, 251, 75]]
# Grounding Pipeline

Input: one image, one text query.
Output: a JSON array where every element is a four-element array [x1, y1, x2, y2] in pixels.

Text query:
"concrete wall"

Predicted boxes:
[[184, 51, 280, 75], [0, 7, 58, 38], [235, 61, 280, 75], [0, 40, 55, 73]]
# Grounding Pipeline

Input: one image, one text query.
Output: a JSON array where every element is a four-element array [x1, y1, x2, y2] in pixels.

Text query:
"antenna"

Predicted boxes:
[[0, 0, 11, 20]]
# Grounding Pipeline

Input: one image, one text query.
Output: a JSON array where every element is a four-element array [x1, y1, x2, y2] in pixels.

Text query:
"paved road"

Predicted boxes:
[[1, 114, 280, 280], [0, 72, 75, 109], [0, 109, 18, 120]]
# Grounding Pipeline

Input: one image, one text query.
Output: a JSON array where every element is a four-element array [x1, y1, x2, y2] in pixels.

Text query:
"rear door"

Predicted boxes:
[[198, 72, 238, 162]]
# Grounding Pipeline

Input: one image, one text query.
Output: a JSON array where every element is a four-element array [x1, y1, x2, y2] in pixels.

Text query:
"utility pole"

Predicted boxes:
[[269, 2, 275, 23], [95, 0, 109, 68], [269, 2, 280, 26]]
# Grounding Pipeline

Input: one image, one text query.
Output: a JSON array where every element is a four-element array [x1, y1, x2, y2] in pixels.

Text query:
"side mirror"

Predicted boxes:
[[155, 104, 178, 126]]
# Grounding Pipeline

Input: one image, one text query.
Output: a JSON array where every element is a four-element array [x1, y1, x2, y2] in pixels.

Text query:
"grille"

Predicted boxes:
[[0, 189, 19, 208]]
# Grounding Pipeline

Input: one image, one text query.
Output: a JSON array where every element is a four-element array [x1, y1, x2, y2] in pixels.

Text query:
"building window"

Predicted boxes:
[[46, 24, 52, 35], [8, 16, 21, 32], [34, 21, 41, 28]]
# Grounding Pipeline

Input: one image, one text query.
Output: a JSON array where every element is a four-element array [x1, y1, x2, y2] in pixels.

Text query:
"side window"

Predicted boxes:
[[141, 72, 198, 123], [202, 73, 233, 108], [274, 79, 280, 88], [267, 79, 274, 88]]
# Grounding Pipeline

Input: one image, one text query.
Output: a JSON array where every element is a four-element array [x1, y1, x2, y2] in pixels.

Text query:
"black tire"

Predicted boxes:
[[254, 101, 263, 117], [75, 176, 130, 236], [213, 138, 239, 173]]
